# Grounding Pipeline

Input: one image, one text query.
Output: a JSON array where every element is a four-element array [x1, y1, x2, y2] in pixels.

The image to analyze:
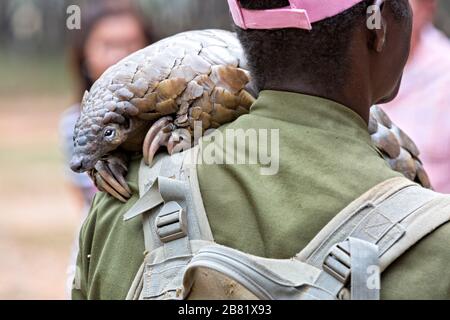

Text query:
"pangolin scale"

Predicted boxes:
[[70, 29, 431, 202]]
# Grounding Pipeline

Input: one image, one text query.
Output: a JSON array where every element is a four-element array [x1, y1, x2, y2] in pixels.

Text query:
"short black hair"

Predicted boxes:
[[236, 0, 410, 92]]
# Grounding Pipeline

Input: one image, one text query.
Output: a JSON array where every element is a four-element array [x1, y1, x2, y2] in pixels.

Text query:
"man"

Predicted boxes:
[[72, 0, 450, 300], [383, 0, 450, 193]]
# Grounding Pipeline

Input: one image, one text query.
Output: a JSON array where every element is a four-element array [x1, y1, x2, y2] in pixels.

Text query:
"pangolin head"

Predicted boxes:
[[70, 88, 133, 173]]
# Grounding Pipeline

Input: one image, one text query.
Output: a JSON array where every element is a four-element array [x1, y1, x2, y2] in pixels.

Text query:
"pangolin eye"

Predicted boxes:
[[104, 129, 115, 138]]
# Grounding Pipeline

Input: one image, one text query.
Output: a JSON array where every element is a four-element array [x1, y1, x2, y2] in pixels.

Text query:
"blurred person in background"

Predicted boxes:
[[60, 0, 154, 296], [383, 0, 450, 193]]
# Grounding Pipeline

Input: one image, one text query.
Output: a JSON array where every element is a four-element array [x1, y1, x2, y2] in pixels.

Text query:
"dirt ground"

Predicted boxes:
[[0, 94, 80, 299]]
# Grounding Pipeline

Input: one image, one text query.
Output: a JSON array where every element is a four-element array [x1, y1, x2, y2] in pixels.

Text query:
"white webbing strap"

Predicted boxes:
[[348, 237, 379, 300], [124, 148, 214, 300], [311, 237, 379, 300], [143, 175, 191, 299], [297, 177, 450, 300]]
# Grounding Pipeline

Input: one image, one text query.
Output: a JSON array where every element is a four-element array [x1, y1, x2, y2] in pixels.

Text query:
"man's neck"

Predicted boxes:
[[263, 81, 371, 124]]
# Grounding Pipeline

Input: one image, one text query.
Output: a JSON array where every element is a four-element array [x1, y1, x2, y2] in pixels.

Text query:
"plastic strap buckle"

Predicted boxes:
[[323, 240, 351, 285], [155, 201, 187, 243]]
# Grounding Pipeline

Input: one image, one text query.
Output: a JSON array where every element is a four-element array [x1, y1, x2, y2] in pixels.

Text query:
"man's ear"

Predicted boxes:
[[367, 0, 387, 53]]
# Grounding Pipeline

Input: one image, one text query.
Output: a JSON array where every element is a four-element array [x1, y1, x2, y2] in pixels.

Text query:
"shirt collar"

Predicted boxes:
[[249, 90, 371, 143]]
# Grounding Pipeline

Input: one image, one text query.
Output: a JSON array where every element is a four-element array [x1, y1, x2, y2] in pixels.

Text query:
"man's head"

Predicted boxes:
[[233, 0, 413, 119]]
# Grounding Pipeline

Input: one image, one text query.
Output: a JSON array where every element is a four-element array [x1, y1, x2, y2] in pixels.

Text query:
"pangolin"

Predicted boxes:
[[70, 29, 431, 203]]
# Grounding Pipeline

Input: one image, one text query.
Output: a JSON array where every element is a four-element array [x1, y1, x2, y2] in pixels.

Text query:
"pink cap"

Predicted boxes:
[[228, 0, 365, 30]]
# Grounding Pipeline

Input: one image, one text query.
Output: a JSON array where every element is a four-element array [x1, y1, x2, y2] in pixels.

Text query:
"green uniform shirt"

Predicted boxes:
[[72, 91, 450, 300]]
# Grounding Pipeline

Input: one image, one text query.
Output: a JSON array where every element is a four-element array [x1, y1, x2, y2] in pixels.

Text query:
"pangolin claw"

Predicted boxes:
[[93, 173, 129, 203], [143, 118, 195, 165], [90, 152, 131, 203], [143, 116, 174, 165], [167, 129, 192, 155]]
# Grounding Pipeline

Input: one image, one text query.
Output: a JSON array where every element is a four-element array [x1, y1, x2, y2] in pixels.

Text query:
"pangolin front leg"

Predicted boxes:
[[89, 151, 132, 202]]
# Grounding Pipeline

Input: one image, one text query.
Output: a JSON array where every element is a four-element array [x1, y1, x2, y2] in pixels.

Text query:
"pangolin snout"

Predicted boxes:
[[70, 156, 89, 173]]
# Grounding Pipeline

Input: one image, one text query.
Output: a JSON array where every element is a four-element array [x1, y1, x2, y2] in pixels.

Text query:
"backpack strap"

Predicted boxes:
[[125, 146, 214, 300], [296, 177, 450, 300]]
